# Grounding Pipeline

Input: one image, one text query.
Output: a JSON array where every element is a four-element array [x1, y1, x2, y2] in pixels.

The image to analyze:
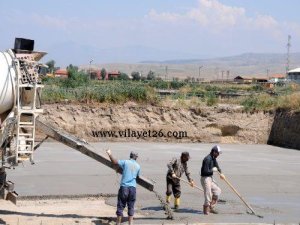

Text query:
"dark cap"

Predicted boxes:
[[211, 145, 222, 154], [181, 151, 190, 159], [130, 151, 138, 159]]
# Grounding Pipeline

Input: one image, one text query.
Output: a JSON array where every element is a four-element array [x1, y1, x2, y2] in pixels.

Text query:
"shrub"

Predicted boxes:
[[170, 80, 186, 89], [42, 81, 158, 104], [241, 94, 277, 111], [277, 92, 300, 110], [148, 80, 169, 89], [60, 68, 90, 88], [205, 92, 218, 106]]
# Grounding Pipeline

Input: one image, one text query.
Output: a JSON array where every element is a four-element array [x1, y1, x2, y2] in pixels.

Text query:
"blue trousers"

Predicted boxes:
[[116, 186, 136, 216]]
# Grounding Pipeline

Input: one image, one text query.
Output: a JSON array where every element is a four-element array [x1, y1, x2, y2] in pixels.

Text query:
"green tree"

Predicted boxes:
[[147, 70, 156, 80], [101, 68, 106, 80], [131, 71, 141, 81], [61, 65, 90, 88], [45, 60, 56, 73], [67, 64, 79, 72], [118, 73, 130, 80]]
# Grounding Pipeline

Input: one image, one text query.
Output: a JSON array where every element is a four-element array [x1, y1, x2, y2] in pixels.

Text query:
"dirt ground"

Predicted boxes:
[[39, 103, 273, 144], [0, 197, 139, 225]]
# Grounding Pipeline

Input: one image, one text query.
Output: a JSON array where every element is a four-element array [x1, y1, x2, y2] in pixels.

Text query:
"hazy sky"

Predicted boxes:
[[0, 0, 299, 65]]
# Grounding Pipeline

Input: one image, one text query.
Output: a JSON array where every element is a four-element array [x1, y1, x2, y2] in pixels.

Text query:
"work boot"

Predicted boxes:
[[166, 195, 171, 204], [128, 216, 133, 225], [210, 206, 219, 214], [211, 197, 217, 208], [210, 197, 218, 214], [203, 205, 210, 215], [174, 197, 180, 210], [116, 216, 122, 225], [163, 195, 171, 210]]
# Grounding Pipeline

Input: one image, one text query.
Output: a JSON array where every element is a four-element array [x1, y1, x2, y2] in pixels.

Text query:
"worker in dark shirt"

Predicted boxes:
[[166, 152, 194, 209], [200, 145, 225, 215]]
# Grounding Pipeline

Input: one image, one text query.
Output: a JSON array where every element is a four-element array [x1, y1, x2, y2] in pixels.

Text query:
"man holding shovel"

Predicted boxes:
[[106, 149, 140, 225], [200, 145, 225, 215], [166, 151, 194, 210]]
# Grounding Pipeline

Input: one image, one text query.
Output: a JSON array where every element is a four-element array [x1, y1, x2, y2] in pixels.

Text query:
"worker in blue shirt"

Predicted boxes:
[[106, 149, 140, 225]]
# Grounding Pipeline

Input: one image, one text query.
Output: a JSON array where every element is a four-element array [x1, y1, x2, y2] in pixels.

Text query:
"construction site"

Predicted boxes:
[[0, 37, 299, 225]]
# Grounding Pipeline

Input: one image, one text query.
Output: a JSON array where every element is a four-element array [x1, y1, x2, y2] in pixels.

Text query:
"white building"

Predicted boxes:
[[287, 68, 300, 82], [269, 74, 286, 83]]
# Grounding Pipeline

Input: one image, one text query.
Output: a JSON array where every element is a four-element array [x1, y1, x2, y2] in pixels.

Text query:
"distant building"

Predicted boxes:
[[287, 68, 300, 83], [107, 71, 121, 80], [233, 76, 252, 84], [253, 78, 268, 83], [54, 69, 68, 78], [269, 74, 286, 83], [89, 69, 101, 80]]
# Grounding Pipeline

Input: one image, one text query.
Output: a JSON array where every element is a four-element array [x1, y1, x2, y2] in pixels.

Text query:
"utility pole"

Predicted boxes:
[[215, 67, 219, 81], [267, 69, 270, 80], [286, 35, 291, 75], [226, 70, 230, 82], [89, 59, 93, 79], [165, 66, 168, 81], [221, 70, 224, 83], [198, 66, 203, 82]]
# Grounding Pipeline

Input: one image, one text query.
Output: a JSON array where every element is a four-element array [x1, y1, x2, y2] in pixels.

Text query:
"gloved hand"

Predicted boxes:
[[220, 173, 226, 180], [212, 167, 218, 172], [171, 173, 177, 179], [190, 180, 195, 187], [106, 149, 112, 156]]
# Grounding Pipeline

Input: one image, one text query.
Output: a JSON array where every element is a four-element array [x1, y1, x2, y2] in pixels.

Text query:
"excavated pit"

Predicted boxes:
[[39, 103, 274, 145]]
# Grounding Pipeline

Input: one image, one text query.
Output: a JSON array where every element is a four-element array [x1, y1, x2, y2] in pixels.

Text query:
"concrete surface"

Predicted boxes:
[[5, 142, 300, 224]]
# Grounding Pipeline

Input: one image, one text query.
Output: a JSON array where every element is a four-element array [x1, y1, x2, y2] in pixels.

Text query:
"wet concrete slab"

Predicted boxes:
[[6, 142, 300, 224]]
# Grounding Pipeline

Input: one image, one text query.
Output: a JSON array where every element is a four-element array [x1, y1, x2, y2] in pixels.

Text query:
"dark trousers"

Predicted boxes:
[[166, 176, 181, 198], [116, 186, 136, 217]]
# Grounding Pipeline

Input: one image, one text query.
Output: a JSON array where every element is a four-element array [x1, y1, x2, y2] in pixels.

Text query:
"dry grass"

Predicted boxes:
[[277, 92, 300, 110], [159, 96, 206, 109]]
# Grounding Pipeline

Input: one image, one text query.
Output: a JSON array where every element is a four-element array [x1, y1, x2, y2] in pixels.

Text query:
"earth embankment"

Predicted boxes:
[[268, 109, 300, 150], [40, 103, 274, 144]]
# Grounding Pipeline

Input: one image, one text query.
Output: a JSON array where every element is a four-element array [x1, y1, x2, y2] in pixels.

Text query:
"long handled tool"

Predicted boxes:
[[176, 177, 204, 192], [218, 171, 263, 218], [176, 176, 226, 203]]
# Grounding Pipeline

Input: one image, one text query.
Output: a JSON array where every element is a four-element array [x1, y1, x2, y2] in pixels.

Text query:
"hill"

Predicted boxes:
[[83, 53, 300, 80]]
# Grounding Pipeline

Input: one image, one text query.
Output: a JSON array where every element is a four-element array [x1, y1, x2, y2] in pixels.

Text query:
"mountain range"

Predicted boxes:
[[42, 41, 300, 79]]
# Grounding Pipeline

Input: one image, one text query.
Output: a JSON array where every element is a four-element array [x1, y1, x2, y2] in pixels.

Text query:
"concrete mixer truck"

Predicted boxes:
[[0, 38, 46, 202], [0, 38, 155, 210]]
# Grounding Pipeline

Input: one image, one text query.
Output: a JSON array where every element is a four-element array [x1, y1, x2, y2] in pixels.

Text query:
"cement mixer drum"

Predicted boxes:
[[0, 51, 16, 115]]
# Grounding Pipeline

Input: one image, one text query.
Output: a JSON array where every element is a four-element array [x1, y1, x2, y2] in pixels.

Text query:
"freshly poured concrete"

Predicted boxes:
[[5, 142, 300, 224]]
